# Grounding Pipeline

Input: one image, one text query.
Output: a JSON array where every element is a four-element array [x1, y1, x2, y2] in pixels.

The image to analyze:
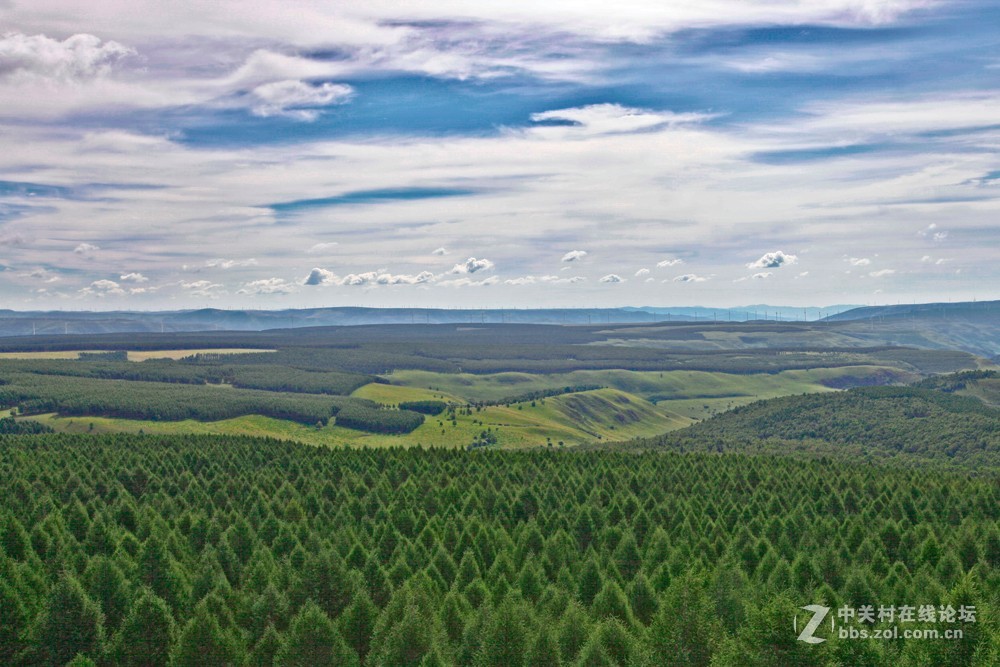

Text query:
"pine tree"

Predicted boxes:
[[574, 635, 615, 667], [613, 534, 641, 582], [84, 556, 130, 632], [439, 589, 470, 645], [592, 579, 633, 627], [369, 580, 449, 667], [0, 577, 28, 664], [577, 557, 603, 607], [626, 573, 658, 626], [38, 571, 105, 667], [526, 625, 562, 667], [0, 514, 32, 561], [274, 600, 359, 667], [110, 589, 175, 667], [648, 573, 714, 667], [591, 619, 643, 666], [340, 589, 378, 663], [250, 624, 282, 667], [556, 600, 591, 664], [475, 594, 532, 667], [170, 603, 245, 667]]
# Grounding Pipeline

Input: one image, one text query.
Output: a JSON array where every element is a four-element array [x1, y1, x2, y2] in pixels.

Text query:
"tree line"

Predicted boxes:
[[0, 434, 995, 665]]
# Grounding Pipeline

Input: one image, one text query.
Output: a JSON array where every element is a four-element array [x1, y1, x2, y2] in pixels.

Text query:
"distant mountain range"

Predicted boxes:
[[0, 304, 862, 337], [0, 300, 996, 359], [820, 300, 1000, 359], [821, 299, 1000, 322]]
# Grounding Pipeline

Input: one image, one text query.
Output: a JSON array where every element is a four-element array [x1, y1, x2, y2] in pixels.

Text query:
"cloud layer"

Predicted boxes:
[[0, 1, 996, 308]]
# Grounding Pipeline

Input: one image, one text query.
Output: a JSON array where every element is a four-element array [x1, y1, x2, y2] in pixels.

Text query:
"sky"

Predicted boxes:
[[0, 0, 997, 310]]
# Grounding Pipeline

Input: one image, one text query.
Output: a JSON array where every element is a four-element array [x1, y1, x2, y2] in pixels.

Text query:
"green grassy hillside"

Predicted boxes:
[[24, 387, 689, 449], [630, 384, 1000, 468], [385, 366, 915, 420]]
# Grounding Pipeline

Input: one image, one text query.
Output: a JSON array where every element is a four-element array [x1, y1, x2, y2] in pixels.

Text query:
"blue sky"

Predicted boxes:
[[0, 1, 997, 309]]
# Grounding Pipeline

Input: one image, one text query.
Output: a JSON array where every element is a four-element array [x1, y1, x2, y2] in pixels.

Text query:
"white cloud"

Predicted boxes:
[[673, 274, 707, 283], [847, 257, 870, 266], [249, 79, 353, 121], [561, 250, 588, 262], [532, 104, 712, 137], [73, 243, 100, 254], [450, 257, 494, 274], [304, 267, 337, 286], [79, 279, 125, 296], [504, 276, 537, 286], [224, 49, 357, 89], [432, 247, 449, 255], [308, 269, 436, 287], [1, 14, 994, 310], [869, 269, 896, 277], [338, 270, 435, 286], [748, 250, 797, 269], [599, 274, 624, 283], [237, 277, 298, 294], [0, 32, 133, 82], [0, 2, 926, 52], [634, 268, 650, 277], [119, 272, 148, 283], [181, 280, 225, 297], [307, 242, 339, 254], [751, 271, 772, 280]]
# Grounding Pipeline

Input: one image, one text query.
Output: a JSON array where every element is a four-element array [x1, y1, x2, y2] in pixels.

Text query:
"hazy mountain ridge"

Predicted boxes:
[[0, 305, 858, 337]]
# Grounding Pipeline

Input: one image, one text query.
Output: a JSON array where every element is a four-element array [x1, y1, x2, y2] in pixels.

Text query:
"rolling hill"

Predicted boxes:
[[627, 375, 1000, 468]]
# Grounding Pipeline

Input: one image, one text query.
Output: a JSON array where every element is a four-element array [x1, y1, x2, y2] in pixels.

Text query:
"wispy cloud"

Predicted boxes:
[[307, 242, 339, 254], [561, 250, 588, 262], [248, 80, 353, 121], [672, 274, 708, 283], [0, 0, 995, 308], [205, 258, 258, 269], [532, 104, 712, 137]]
